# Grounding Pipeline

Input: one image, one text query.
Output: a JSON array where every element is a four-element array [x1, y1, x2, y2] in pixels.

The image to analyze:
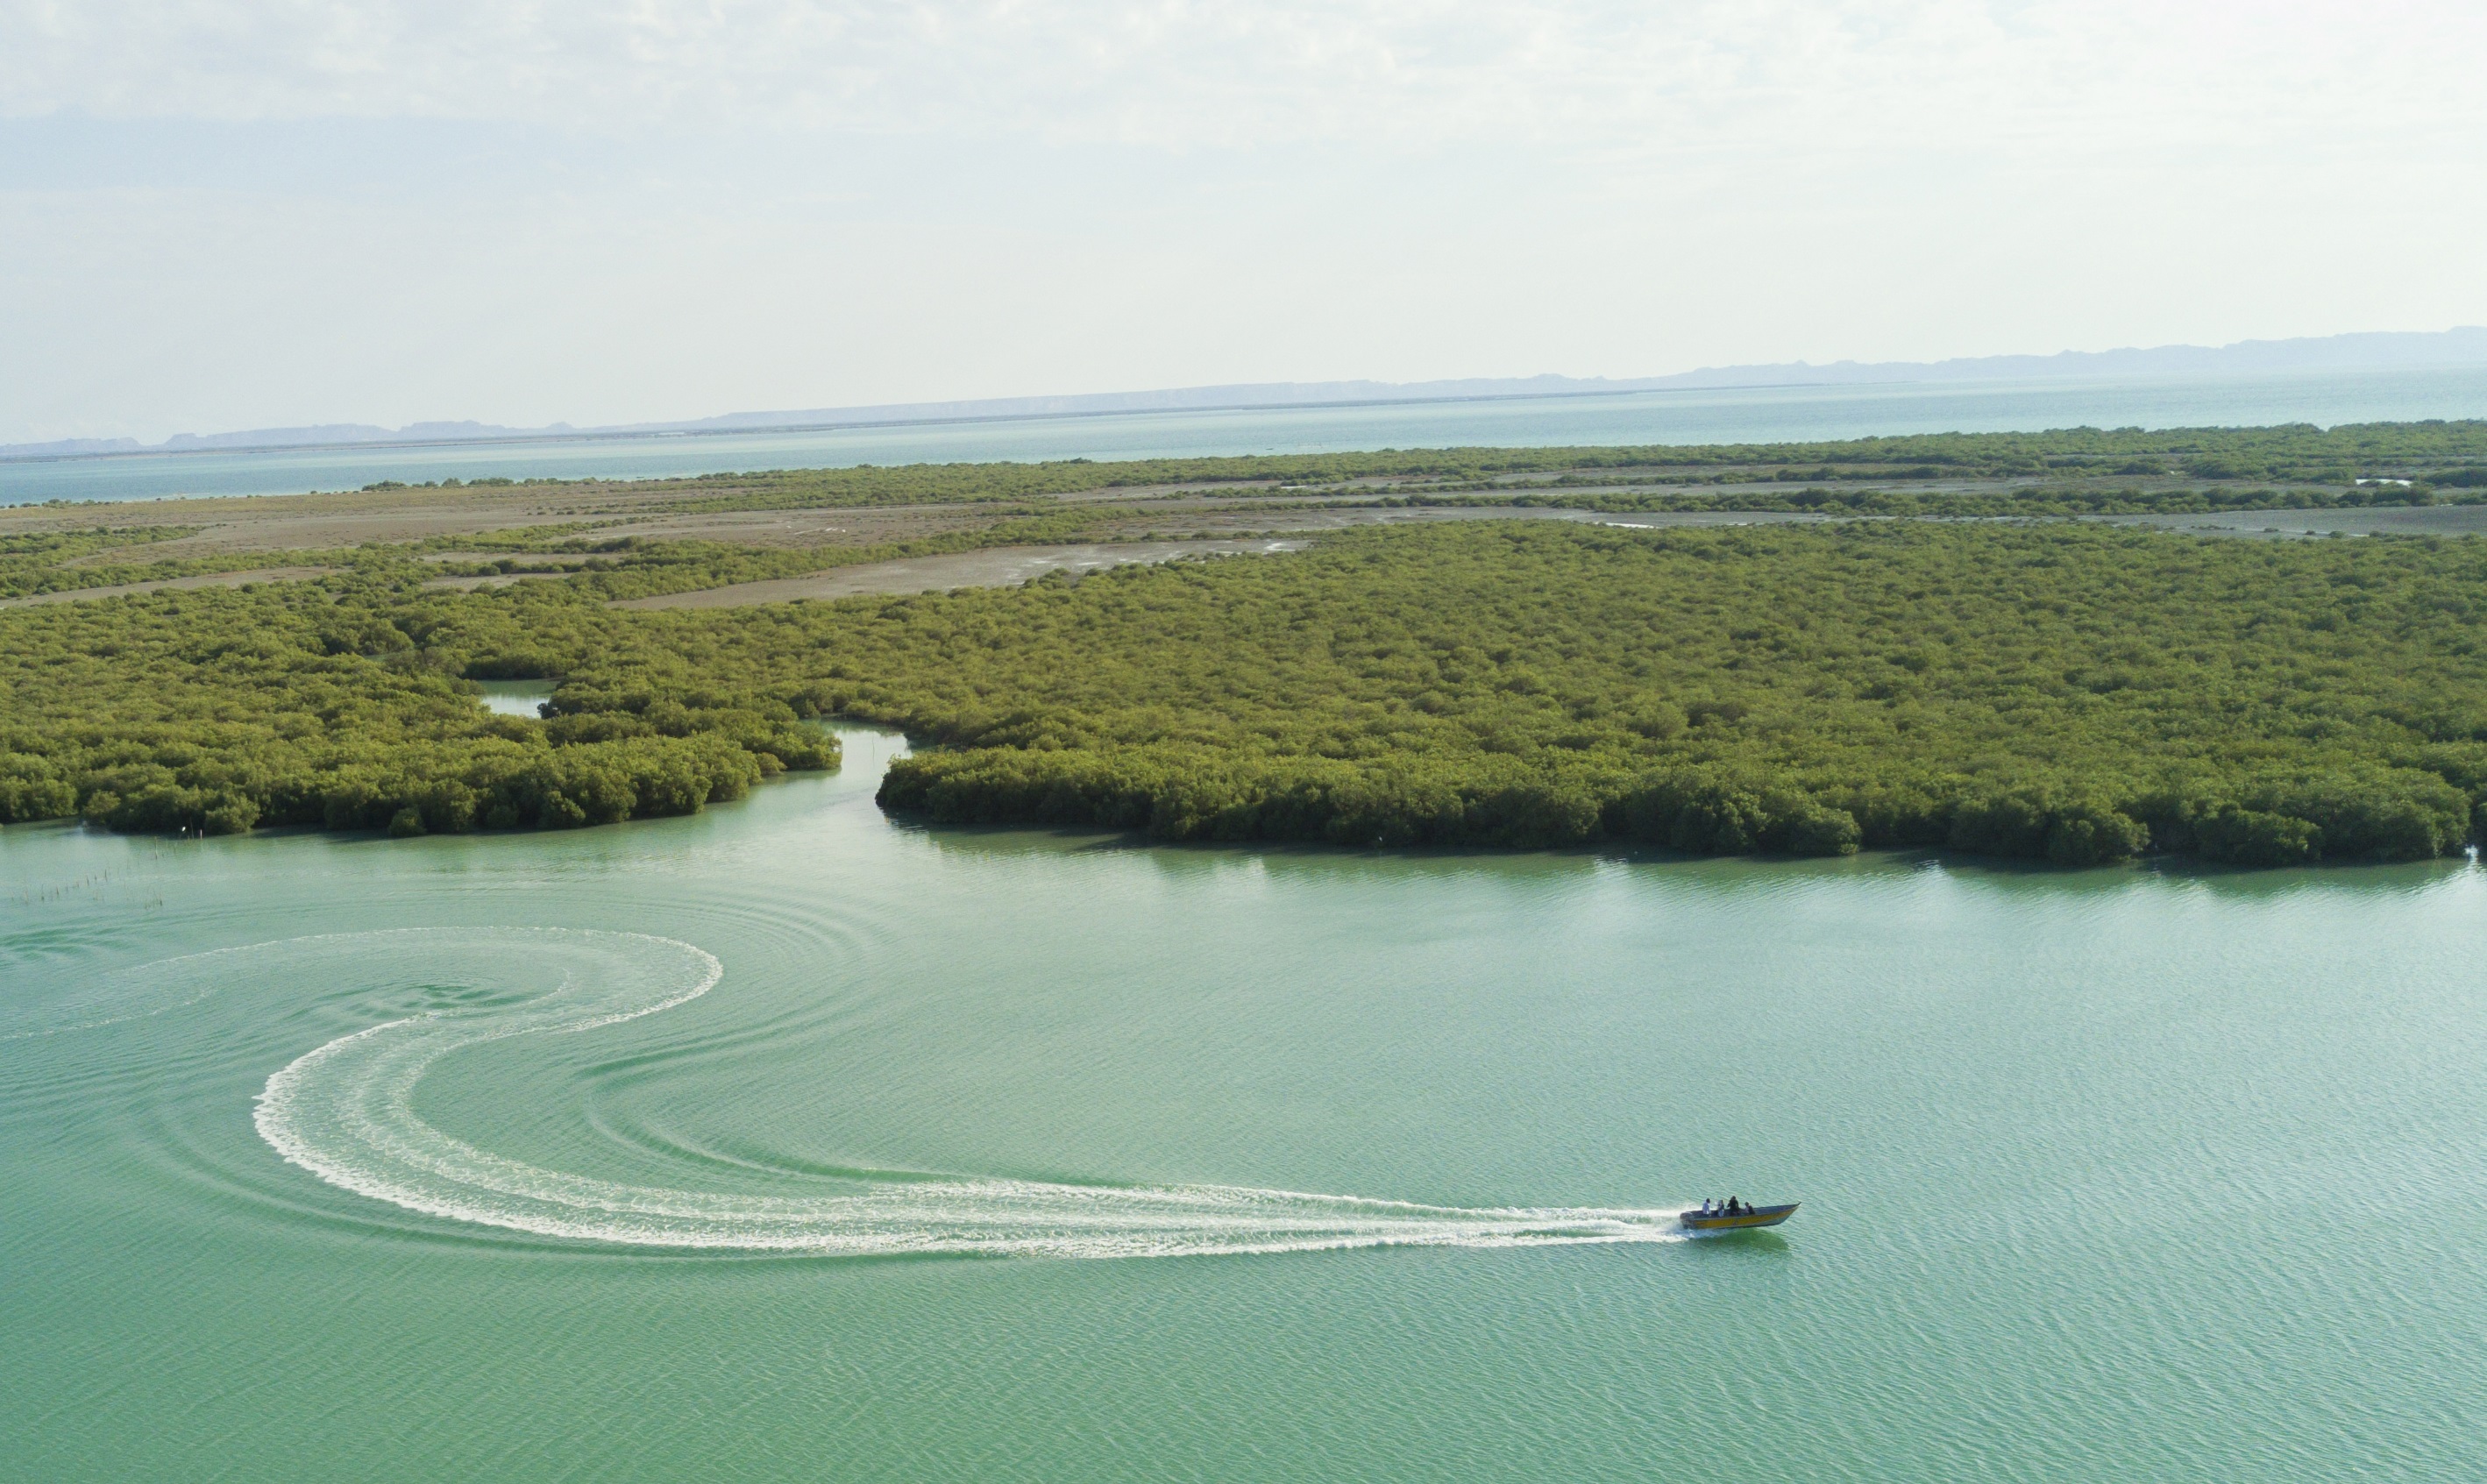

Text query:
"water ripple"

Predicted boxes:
[[209, 928, 1687, 1259]]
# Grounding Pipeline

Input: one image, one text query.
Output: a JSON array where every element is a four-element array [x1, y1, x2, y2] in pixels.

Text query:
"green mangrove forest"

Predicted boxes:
[[6, 509, 2486, 868], [617, 418, 2487, 509]]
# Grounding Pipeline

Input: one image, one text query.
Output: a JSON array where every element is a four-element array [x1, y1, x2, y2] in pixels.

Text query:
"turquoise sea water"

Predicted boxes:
[[4, 727, 2484, 1480], [7, 366, 2486, 505]]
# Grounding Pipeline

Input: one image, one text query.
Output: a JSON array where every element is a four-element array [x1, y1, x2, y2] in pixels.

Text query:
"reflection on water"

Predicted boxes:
[[3, 725, 2484, 1481], [469, 681, 555, 718]]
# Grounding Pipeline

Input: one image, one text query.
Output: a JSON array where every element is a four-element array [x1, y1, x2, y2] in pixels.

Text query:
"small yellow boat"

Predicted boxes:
[[1678, 1201, 1798, 1233]]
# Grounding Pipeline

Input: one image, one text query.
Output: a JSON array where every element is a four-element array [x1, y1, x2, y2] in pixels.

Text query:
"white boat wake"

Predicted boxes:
[[234, 928, 1684, 1258]]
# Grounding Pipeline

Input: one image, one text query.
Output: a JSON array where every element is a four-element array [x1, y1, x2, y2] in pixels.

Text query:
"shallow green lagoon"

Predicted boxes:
[[4, 727, 2483, 1480]]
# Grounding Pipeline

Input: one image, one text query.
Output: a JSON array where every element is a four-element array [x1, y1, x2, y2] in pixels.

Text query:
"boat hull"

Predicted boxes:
[[1677, 1203, 1798, 1232]]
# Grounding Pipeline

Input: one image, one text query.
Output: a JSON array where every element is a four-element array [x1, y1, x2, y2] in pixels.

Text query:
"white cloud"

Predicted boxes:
[[2, 2, 2483, 441], [10, 2, 2483, 155]]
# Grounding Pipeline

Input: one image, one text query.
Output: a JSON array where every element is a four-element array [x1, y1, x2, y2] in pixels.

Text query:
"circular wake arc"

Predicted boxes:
[[241, 929, 1683, 1258]]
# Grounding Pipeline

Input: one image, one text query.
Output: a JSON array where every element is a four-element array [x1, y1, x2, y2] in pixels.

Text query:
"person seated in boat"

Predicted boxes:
[[1729, 1197, 1743, 1215]]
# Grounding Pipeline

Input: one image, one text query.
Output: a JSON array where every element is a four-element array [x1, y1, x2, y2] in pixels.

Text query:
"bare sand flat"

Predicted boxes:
[[1088, 505, 1846, 538], [0, 484, 991, 555], [0, 566, 338, 607], [2097, 506, 2487, 538], [19, 450, 2442, 567], [614, 540, 1311, 610]]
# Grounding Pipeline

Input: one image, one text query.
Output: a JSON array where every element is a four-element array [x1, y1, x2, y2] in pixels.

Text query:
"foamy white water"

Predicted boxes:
[[233, 929, 1681, 1257]]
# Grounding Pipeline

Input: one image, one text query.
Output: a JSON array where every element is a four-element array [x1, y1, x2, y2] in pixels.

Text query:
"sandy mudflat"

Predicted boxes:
[[613, 540, 1311, 609], [1130, 505, 1844, 537], [0, 485, 993, 555], [0, 566, 338, 607], [2096, 506, 2487, 538]]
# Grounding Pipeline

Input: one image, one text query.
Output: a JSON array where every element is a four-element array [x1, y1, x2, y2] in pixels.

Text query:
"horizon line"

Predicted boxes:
[[10, 325, 2487, 464]]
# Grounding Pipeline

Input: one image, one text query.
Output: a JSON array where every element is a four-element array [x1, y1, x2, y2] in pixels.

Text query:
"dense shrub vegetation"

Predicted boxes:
[[0, 527, 218, 599], [7, 456, 2487, 868], [0, 579, 836, 837], [806, 523, 2487, 865], [281, 417, 2476, 515], [344, 419, 2487, 513], [1452, 481, 2482, 519]]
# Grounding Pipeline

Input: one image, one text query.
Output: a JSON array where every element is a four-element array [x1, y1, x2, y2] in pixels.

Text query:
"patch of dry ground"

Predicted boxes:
[[0, 476, 1851, 572], [2098, 506, 2487, 538], [612, 540, 1311, 609], [6, 460, 2475, 611], [1112, 505, 1841, 538], [2, 486, 998, 557]]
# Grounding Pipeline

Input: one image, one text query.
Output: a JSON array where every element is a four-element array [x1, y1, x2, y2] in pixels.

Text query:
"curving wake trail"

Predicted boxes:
[[240, 929, 1683, 1258]]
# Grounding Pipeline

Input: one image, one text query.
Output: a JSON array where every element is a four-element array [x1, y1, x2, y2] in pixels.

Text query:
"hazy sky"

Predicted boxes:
[[4, 1, 2484, 442]]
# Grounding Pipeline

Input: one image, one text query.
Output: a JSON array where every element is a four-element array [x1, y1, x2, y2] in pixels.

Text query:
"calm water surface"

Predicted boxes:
[[3, 728, 2482, 1479], [8, 367, 2485, 505]]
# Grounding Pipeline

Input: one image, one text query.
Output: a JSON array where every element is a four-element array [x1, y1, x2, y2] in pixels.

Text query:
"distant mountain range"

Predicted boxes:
[[12, 327, 2486, 461]]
